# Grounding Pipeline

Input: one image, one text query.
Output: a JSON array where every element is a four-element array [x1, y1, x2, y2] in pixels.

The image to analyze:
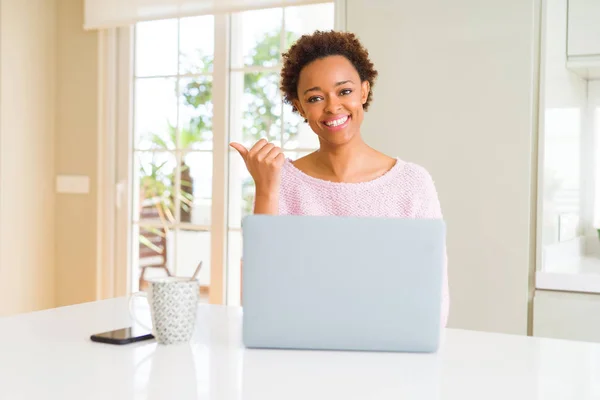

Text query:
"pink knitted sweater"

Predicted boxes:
[[278, 158, 449, 328]]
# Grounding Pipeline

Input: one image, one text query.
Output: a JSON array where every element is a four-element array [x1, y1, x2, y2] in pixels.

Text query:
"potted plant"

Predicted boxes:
[[144, 118, 209, 223]]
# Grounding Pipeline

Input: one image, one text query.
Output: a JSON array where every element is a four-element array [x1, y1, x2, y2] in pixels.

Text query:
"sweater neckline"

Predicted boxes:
[[283, 157, 406, 188]]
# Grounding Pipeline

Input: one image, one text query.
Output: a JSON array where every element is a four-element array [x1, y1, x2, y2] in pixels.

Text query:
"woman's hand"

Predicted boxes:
[[230, 139, 285, 197], [230, 139, 285, 215]]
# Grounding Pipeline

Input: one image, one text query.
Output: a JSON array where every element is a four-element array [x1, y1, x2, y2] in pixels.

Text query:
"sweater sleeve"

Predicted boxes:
[[414, 169, 449, 329]]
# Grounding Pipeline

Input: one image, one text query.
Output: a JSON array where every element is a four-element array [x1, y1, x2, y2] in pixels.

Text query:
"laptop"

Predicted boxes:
[[241, 215, 446, 353]]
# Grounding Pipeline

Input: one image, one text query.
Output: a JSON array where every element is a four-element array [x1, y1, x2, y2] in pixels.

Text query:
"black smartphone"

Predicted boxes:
[[90, 327, 154, 345]]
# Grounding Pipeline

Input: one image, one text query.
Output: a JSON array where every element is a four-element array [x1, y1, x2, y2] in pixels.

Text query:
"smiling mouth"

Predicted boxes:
[[323, 115, 350, 128]]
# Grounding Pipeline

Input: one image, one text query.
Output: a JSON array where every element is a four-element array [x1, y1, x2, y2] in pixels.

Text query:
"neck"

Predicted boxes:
[[315, 136, 373, 180]]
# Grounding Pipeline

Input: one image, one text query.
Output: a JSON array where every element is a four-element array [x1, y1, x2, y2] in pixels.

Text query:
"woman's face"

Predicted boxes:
[[293, 55, 370, 147]]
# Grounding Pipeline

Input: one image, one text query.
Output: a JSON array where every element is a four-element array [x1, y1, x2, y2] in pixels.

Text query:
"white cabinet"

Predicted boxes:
[[534, 290, 600, 343], [567, 0, 600, 57], [566, 0, 600, 78]]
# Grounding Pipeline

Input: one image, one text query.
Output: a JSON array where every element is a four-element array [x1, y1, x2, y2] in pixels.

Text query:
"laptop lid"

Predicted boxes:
[[241, 215, 445, 352]]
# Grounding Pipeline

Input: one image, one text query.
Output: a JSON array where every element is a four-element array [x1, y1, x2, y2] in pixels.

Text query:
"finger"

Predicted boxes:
[[256, 143, 275, 160], [229, 142, 248, 160], [264, 146, 282, 162], [273, 153, 286, 168], [248, 138, 268, 158]]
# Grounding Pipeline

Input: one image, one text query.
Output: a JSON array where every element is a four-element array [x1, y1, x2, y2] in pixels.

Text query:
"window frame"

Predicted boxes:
[[125, 15, 230, 303]]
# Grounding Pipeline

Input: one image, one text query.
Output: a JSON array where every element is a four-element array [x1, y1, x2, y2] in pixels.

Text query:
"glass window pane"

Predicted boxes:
[[230, 72, 281, 148], [284, 3, 335, 50], [134, 224, 175, 292], [180, 152, 213, 225], [179, 15, 214, 74], [135, 151, 177, 224], [232, 8, 283, 68], [135, 19, 178, 77], [135, 78, 178, 150], [283, 104, 319, 149], [228, 150, 253, 229], [179, 77, 213, 150], [175, 228, 211, 300], [543, 108, 581, 245]]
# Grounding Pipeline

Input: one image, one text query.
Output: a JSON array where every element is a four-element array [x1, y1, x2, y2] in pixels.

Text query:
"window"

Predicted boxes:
[[542, 108, 581, 246], [129, 3, 334, 303], [132, 16, 216, 297]]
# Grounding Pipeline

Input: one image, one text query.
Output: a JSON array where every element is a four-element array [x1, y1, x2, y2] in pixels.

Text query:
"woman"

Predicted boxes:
[[230, 30, 449, 327]]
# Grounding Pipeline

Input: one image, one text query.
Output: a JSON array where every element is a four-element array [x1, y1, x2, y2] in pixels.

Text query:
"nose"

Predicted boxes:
[[324, 95, 342, 114]]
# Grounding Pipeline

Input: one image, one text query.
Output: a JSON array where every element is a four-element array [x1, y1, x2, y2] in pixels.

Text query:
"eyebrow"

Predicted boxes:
[[303, 80, 354, 96]]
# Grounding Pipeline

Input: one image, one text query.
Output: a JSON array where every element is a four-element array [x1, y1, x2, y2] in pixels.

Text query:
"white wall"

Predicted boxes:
[[0, 0, 57, 315], [345, 0, 540, 334]]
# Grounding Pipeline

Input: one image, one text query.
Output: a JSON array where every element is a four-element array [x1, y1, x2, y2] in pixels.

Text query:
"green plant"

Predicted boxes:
[[242, 31, 300, 145], [139, 156, 174, 223], [145, 126, 202, 223]]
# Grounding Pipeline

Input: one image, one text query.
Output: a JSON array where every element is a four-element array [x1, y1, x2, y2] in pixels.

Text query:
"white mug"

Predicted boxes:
[[129, 277, 200, 345]]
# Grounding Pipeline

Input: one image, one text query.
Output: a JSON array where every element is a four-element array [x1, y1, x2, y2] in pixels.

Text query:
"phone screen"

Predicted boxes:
[[91, 327, 154, 344]]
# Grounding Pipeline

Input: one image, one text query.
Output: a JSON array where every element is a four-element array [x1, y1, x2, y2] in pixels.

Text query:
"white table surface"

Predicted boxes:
[[1, 297, 600, 400]]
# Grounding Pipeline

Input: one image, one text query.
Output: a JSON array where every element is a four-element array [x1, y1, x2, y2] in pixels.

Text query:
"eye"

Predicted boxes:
[[340, 89, 353, 96], [307, 96, 322, 103]]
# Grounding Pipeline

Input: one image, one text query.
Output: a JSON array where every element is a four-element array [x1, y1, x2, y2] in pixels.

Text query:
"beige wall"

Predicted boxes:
[[0, 0, 58, 315], [55, 0, 99, 307], [0, 0, 100, 315], [346, 0, 540, 334]]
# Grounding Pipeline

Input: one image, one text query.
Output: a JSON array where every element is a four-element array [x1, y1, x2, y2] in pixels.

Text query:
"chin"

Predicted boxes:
[[319, 131, 356, 146]]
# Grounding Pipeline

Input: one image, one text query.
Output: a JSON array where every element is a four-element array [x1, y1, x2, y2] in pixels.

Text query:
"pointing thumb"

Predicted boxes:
[[229, 142, 248, 160]]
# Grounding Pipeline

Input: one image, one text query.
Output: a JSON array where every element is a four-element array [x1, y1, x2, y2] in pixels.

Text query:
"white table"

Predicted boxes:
[[1, 297, 600, 399]]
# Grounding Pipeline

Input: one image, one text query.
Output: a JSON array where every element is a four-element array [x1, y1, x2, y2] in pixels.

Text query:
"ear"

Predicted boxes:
[[292, 99, 306, 120], [361, 81, 370, 105]]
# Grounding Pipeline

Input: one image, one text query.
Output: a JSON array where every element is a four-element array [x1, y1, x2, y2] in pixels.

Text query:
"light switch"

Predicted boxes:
[[56, 175, 90, 194]]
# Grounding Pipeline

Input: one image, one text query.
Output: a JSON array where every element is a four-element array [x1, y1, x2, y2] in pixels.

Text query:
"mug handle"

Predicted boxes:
[[128, 291, 153, 332]]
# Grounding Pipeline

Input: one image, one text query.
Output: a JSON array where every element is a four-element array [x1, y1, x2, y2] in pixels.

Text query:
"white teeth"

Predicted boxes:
[[324, 116, 348, 127]]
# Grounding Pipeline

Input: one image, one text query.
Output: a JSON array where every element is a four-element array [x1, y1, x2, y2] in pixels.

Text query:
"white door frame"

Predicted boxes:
[[96, 26, 134, 300]]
